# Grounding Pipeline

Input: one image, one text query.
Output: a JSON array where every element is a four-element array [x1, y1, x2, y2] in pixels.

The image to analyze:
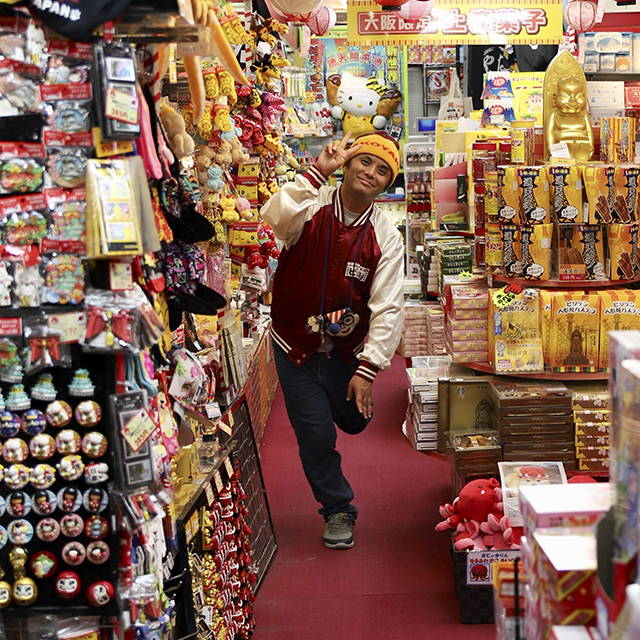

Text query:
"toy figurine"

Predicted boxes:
[[86, 541, 110, 565], [74, 400, 101, 427], [30, 464, 56, 489], [45, 400, 72, 427], [0, 389, 4, 412], [21, 408, 46, 436], [0, 339, 23, 382], [55, 571, 80, 599], [13, 577, 37, 606], [57, 455, 84, 481], [6, 384, 30, 411], [30, 433, 55, 460], [0, 581, 11, 608], [68, 369, 94, 397], [0, 261, 12, 306], [81, 432, 107, 458], [84, 462, 109, 484], [31, 372, 57, 401], [30, 550, 57, 579], [544, 50, 594, 162], [86, 581, 114, 607]]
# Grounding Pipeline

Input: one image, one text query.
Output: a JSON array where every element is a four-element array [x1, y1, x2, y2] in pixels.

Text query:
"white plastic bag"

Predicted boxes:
[[438, 69, 472, 120]]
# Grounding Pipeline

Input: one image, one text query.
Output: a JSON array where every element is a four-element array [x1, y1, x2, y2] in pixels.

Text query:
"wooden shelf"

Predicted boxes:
[[460, 360, 608, 381], [489, 275, 640, 289]]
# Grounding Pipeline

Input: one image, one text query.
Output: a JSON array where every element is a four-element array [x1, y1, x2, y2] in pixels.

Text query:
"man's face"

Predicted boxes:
[[343, 153, 391, 203]]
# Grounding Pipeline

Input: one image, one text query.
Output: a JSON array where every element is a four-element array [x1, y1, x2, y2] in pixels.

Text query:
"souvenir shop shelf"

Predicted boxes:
[[460, 361, 608, 381], [489, 274, 640, 289]]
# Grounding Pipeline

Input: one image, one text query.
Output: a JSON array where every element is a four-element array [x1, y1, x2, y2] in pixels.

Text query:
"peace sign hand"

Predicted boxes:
[[315, 132, 363, 178]]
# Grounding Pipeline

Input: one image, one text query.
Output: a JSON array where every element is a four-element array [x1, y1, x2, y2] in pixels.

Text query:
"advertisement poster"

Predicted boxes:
[[347, 0, 563, 47]]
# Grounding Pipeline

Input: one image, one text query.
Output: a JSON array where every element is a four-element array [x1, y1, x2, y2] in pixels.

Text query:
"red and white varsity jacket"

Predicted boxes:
[[261, 165, 405, 382]]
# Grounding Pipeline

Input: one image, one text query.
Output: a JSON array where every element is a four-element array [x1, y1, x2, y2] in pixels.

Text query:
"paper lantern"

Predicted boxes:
[[563, 0, 598, 33], [266, 0, 324, 21], [395, 0, 435, 20], [308, 6, 336, 36]]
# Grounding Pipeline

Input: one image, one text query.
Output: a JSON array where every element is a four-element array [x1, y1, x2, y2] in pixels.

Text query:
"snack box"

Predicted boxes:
[[577, 458, 609, 472], [520, 483, 611, 532], [575, 445, 609, 459], [570, 385, 610, 410], [449, 307, 488, 321], [550, 165, 583, 222], [504, 442, 574, 455], [447, 318, 487, 331], [502, 422, 575, 437], [521, 223, 554, 280], [607, 222, 638, 280], [503, 451, 575, 465], [500, 413, 573, 426], [550, 627, 603, 640], [490, 381, 572, 407], [575, 434, 609, 448], [557, 223, 608, 282], [573, 409, 610, 424], [447, 339, 489, 353], [582, 164, 615, 224], [448, 350, 489, 364], [447, 329, 488, 341], [574, 422, 610, 437], [598, 290, 640, 370], [504, 433, 575, 445]]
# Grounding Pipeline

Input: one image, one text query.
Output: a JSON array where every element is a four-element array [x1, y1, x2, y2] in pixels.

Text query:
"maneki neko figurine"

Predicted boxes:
[[544, 50, 594, 162]]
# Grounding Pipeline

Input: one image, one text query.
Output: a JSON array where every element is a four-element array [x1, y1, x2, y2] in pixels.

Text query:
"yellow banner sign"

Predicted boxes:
[[347, 0, 563, 47]]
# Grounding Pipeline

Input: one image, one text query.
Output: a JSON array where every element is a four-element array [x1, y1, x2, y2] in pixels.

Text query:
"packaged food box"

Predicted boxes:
[[570, 383, 610, 410], [498, 166, 519, 222], [549, 293, 600, 372], [447, 329, 488, 341], [503, 433, 574, 445], [521, 223, 554, 280], [540, 289, 554, 365], [550, 165, 583, 222], [575, 434, 609, 448], [502, 422, 575, 437], [447, 318, 487, 331], [574, 409, 611, 424], [582, 164, 615, 224], [450, 285, 489, 310], [503, 451, 575, 464], [490, 381, 572, 407], [450, 307, 487, 321], [576, 445, 609, 459], [574, 422, 610, 437], [501, 413, 573, 426], [577, 457, 610, 472], [557, 224, 607, 281], [608, 222, 638, 280], [503, 442, 573, 455], [501, 223, 523, 277], [448, 350, 489, 364], [601, 120, 636, 166], [518, 166, 550, 224]]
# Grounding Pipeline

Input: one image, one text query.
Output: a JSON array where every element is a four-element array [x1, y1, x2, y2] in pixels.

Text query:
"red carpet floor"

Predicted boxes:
[[252, 355, 496, 640]]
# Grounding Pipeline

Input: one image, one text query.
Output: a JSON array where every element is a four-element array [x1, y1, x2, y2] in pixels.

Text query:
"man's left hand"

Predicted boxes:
[[347, 376, 373, 420]]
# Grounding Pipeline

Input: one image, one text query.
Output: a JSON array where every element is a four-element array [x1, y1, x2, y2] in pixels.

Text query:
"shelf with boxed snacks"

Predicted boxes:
[[460, 361, 608, 380], [488, 274, 640, 289]]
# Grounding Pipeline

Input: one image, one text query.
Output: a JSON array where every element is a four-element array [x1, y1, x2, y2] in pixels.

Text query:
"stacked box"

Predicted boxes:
[[445, 285, 489, 363], [490, 381, 575, 469], [402, 302, 430, 358], [405, 358, 452, 451], [420, 241, 439, 294], [436, 241, 472, 291], [569, 383, 611, 472], [426, 305, 446, 356]]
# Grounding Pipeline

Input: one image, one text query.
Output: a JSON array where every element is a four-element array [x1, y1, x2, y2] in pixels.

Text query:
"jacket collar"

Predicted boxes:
[[335, 186, 375, 227]]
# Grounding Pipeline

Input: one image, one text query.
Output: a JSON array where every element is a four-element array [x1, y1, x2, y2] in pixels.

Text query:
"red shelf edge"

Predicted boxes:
[[460, 361, 608, 381], [489, 275, 640, 289]]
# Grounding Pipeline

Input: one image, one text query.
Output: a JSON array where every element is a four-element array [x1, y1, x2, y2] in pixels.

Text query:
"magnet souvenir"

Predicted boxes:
[[29, 433, 55, 460], [58, 486, 82, 513], [50, 202, 85, 242], [0, 525, 7, 549], [36, 518, 60, 542], [30, 464, 56, 489], [47, 150, 86, 189], [84, 462, 108, 484], [8, 519, 33, 545], [49, 104, 91, 134], [5, 385, 30, 411], [60, 514, 83, 538], [0, 582, 11, 608], [57, 454, 84, 481], [5, 464, 29, 489], [0, 411, 21, 437], [30, 550, 57, 579], [86, 541, 110, 565], [3, 438, 28, 463], [55, 571, 80, 600], [83, 488, 108, 513], [86, 581, 114, 607], [82, 432, 107, 458], [6, 491, 31, 517], [68, 369, 94, 396], [13, 577, 37, 606], [75, 401, 102, 427], [84, 515, 108, 540], [30, 372, 57, 401], [46, 400, 72, 427], [56, 429, 81, 454], [62, 541, 85, 566], [4, 211, 47, 245], [1, 159, 44, 194], [0, 495, 5, 516], [42, 255, 84, 305], [32, 489, 56, 516], [21, 408, 46, 436]]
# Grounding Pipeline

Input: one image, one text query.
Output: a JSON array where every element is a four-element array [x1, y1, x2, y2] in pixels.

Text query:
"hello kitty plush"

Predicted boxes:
[[0, 262, 12, 307]]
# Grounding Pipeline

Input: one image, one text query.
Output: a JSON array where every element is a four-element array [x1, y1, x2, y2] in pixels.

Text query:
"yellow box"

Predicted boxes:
[[498, 166, 519, 222], [549, 165, 583, 222], [549, 292, 600, 372], [582, 164, 615, 224], [501, 224, 522, 277], [540, 289, 554, 366], [521, 223, 554, 280], [518, 166, 550, 224], [608, 222, 638, 280], [613, 165, 639, 223], [598, 290, 640, 371]]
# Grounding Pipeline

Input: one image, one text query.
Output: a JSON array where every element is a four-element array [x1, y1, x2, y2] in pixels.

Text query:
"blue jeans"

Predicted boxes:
[[273, 342, 372, 520]]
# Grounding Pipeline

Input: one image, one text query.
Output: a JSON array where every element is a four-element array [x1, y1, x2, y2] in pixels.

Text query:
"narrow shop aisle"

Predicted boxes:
[[253, 355, 495, 640]]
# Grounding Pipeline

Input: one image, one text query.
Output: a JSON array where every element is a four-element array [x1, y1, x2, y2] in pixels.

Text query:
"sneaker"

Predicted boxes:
[[323, 513, 355, 549]]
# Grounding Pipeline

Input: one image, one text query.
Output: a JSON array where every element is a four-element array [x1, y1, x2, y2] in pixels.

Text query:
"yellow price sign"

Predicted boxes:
[[491, 283, 524, 310]]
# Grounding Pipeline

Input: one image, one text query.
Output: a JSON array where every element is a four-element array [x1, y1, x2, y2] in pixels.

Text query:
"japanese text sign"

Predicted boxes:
[[347, 0, 563, 46]]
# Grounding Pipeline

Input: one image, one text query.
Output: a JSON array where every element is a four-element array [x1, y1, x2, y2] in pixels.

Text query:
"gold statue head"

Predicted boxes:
[[555, 77, 587, 115]]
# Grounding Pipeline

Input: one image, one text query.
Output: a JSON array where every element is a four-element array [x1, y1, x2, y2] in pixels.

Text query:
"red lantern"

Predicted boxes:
[[394, 0, 435, 21], [564, 0, 598, 33]]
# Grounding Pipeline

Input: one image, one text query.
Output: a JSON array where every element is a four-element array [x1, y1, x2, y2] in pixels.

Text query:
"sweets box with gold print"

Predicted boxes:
[[598, 290, 640, 371], [549, 292, 601, 372]]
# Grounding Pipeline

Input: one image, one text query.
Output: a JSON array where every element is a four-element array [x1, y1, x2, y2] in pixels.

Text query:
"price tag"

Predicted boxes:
[[204, 482, 215, 506], [92, 127, 134, 158], [550, 142, 571, 159], [218, 419, 232, 436], [224, 457, 234, 476], [206, 402, 222, 420], [202, 606, 214, 627], [491, 283, 523, 310], [172, 326, 184, 346], [105, 88, 139, 124], [227, 412, 235, 428], [109, 261, 134, 291], [214, 470, 224, 492], [459, 270, 474, 281], [47, 312, 86, 343], [121, 408, 156, 453]]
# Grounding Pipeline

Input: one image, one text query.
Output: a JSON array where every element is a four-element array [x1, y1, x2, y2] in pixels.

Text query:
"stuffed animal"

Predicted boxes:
[[326, 72, 402, 137], [229, 137, 249, 163], [435, 478, 521, 552], [214, 98, 232, 132], [207, 164, 224, 191], [160, 104, 195, 158], [215, 139, 233, 167], [235, 197, 253, 220], [220, 194, 240, 223]]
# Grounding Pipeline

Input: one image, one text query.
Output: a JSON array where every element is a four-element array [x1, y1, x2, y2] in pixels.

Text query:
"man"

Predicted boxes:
[[261, 131, 404, 549]]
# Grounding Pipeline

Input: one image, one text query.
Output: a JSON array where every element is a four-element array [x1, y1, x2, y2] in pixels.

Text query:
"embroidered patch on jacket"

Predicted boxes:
[[345, 262, 370, 282]]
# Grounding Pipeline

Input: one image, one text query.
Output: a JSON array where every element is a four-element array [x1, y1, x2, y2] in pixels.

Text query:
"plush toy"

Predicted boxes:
[[326, 72, 402, 137], [229, 137, 249, 163], [207, 164, 224, 191], [215, 139, 233, 167], [213, 98, 232, 132], [435, 478, 521, 552], [258, 223, 280, 260], [220, 194, 240, 223], [160, 104, 195, 159], [258, 181, 271, 204], [235, 197, 253, 220]]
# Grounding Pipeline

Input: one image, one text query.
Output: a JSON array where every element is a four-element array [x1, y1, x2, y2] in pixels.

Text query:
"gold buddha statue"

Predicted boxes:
[[544, 50, 594, 162]]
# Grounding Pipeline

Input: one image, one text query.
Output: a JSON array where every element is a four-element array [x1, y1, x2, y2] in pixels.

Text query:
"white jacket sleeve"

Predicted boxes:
[[355, 212, 405, 381], [260, 165, 331, 249]]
